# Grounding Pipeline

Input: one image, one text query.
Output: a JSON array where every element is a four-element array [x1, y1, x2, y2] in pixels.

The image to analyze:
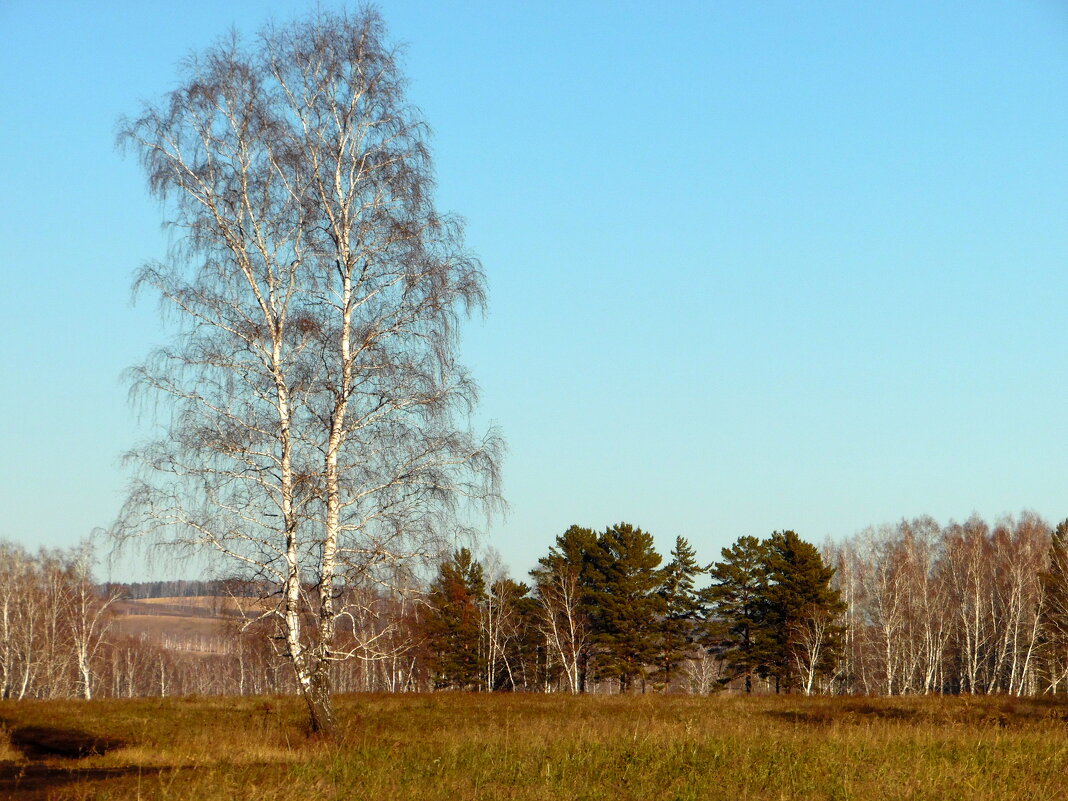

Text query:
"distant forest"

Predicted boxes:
[[3, 511, 1067, 700], [100, 580, 265, 600]]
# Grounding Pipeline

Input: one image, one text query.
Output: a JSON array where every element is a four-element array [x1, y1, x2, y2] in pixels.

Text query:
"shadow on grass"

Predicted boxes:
[[0, 720, 167, 799], [0, 761, 171, 800], [7, 724, 127, 759]]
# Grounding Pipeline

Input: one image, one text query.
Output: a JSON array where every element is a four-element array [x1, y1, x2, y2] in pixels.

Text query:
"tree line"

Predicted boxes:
[[7, 511, 1068, 699], [419, 513, 1068, 696], [0, 540, 423, 700]]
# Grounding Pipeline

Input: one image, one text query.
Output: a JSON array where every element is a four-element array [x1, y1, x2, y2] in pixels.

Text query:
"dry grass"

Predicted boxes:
[[2, 693, 1068, 800], [110, 614, 227, 640], [110, 597, 256, 646]]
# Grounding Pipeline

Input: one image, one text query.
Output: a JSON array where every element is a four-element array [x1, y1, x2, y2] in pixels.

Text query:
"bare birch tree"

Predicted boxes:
[[857, 526, 909, 695], [790, 605, 837, 695], [0, 544, 42, 699], [115, 8, 501, 733], [988, 514, 1047, 695], [62, 544, 120, 700], [532, 557, 589, 693], [942, 516, 998, 693]]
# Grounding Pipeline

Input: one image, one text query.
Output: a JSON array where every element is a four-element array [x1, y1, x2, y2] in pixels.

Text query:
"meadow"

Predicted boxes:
[[2, 693, 1068, 800]]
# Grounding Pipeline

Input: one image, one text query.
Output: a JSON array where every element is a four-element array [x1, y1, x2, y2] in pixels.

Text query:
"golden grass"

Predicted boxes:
[[2, 693, 1068, 800], [111, 613, 225, 636]]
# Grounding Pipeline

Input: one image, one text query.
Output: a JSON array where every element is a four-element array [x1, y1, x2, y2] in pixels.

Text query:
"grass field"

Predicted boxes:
[[2, 693, 1067, 800]]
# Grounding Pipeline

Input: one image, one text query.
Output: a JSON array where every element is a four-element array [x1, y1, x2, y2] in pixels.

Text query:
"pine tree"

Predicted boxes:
[[704, 535, 770, 693], [657, 536, 706, 689], [763, 530, 845, 694], [1039, 520, 1068, 691], [585, 522, 665, 692], [423, 548, 486, 689]]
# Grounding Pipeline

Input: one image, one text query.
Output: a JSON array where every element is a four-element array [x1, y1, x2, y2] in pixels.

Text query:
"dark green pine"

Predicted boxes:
[[657, 536, 706, 688], [584, 522, 666, 692], [703, 535, 770, 693], [762, 530, 846, 692], [531, 525, 598, 583]]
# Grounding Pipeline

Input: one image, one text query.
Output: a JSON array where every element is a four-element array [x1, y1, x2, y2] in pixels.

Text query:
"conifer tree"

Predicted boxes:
[[1039, 519, 1068, 691], [704, 535, 770, 693], [657, 536, 706, 688], [763, 530, 845, 693], [423, 548, 486, 689], [585, 523, 665, 692]]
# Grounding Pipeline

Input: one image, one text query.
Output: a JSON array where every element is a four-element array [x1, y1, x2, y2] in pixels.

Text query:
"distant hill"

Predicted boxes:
[[110, 595, 269, 654]]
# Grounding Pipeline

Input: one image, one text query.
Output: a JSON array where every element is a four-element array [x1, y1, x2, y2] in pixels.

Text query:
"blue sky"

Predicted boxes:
[[2, 1, 1067, 580]]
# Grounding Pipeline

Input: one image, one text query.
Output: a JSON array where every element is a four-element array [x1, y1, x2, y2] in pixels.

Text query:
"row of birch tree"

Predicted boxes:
[[827, 513, 1068, 695], [0, 541, 117, 700]]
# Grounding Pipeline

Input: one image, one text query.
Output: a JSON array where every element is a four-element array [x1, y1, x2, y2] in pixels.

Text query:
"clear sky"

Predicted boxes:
[[2, 1, 1067, 581]]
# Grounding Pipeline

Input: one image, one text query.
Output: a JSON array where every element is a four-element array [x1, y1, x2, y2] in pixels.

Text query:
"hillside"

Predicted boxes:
[[110, 596, 266, 653]]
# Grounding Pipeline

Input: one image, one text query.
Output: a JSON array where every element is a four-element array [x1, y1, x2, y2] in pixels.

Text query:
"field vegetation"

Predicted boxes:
[[2, 693, 1068, 800]]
